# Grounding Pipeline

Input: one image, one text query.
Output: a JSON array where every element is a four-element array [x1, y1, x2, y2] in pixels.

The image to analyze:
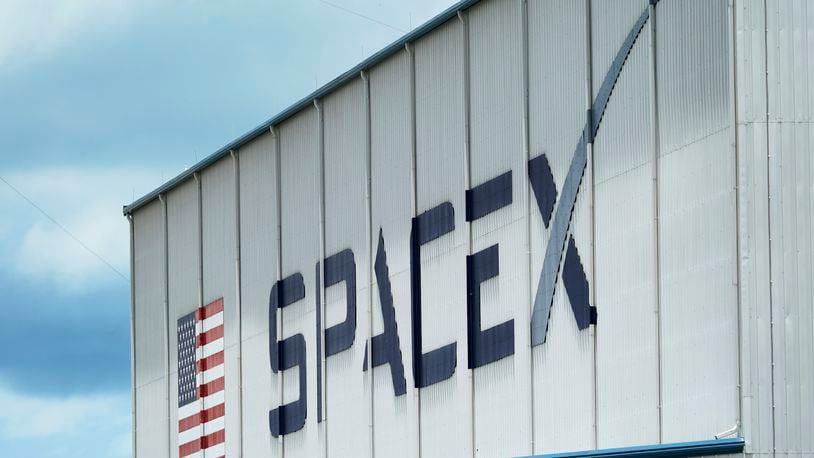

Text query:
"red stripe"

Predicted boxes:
[[178, 428, 225, 457], [198, 376, 225, 398], [197, 350, 224, 372], [178, 403, 226, 433], [196, 298, 224, 321], [196, 324, 224, 348]]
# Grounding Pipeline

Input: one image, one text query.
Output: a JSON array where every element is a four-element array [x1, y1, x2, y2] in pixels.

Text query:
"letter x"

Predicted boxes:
[[528, 151, 595, 346]]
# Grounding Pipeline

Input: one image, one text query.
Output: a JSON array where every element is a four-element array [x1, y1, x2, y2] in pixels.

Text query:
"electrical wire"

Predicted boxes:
[[317, 0, 407, 34], [0, 174, 130, 285]]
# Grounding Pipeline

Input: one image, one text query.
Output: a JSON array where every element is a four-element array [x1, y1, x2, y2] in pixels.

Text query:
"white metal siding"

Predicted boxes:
[[593, 10, 659, 448], [238, 131, 279, 457], [765, 0, 814, 453], [202, 157, 241, 456], [734, 0, 774, 453], [467, 1, 532, 456], [166, 178, 200, 457], [280, 107, 322, 458], [322, 78, 372, 458], [369, 50, 419, 458], [528, 0, 594, 453], [133, 200, 169, 458], [136, 379, 170, 458], [414, 17, 472, 458], [657, 0, 739, 443]]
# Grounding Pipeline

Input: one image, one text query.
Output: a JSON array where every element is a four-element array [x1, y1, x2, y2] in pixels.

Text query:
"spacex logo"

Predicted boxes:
[[268, 155, 594, 436], [267, 3, 652, 437]]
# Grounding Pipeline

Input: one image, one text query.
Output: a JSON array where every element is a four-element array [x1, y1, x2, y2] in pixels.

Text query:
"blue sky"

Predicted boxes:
[[0, 1, 450, 456]]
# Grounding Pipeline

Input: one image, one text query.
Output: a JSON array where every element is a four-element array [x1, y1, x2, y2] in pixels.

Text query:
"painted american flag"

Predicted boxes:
[[177, 298, 226, 458]]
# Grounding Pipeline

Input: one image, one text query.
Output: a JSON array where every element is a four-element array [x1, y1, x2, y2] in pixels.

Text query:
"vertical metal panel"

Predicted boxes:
[[657, 0, 739, 443], [369, 50, 419, 458], [134, 200, 167, 387], [414, 17, 472, 458], [133, 200, 168, 458], [238, 131, 279, 457], [467, 1, 531, 456], [201, 157, 240, 456], [528, 0, 594, 453], [734, 0, 773, 454], [280, 106, 321, 458], [166, 178, 200, 456], [593, 10, 659, 447], [765, 0, 814, 453], [136, 379, 170, 458], [322, 78, 371, 457], [590, 0, 649, 100]]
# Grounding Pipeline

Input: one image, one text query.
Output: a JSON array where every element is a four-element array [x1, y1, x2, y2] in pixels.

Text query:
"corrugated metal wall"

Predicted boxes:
[[133, 200, 169, 458], [369, 49, 419, 458], [656, 0, 739, 443], [736, 0, 814, 455], [593, 0, 659, 448], [322, 78, 371, 458], [238, 131, 278, 457], [413, 16, 472, 458], [129, 0, 814, 456], [528, 0, 594, 453], [166, 179, 200, 458], [279, 107, 322, 458]]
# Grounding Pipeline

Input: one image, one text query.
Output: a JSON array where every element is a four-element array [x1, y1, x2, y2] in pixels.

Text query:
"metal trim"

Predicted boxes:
[[521, 437, 745, 458], [123, 0, 483, 216]]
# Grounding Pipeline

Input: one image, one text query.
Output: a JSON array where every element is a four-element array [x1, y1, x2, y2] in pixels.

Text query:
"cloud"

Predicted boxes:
[[0, 0, 142, 70], [0, 383, 130, 457], [2, 166, 164, 293]]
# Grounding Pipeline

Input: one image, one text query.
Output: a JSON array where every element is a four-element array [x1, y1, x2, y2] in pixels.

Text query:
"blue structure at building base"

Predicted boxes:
[[522, 438, 745, 458]]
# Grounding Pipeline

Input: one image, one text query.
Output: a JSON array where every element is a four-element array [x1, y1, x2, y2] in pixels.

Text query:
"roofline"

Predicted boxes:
[[123, 0, 481, 216]]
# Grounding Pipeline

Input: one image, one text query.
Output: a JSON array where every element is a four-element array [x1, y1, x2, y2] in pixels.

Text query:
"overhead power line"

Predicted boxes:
[[317, 0, 407, 34], [0, 174, 130, 285]]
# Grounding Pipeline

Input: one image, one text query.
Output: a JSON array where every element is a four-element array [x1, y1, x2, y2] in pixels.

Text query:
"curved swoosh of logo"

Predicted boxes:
[[530, 7, 652, 346]]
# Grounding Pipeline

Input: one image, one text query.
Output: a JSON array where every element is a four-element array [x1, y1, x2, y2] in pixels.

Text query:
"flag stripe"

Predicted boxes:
[[197, 350, 224, 372], [197, 324, 224, 347], [199, 376, 225, 398], [178, 298, 227, 458], [179, 403, 226, 433], [196, 299, 224, 321]]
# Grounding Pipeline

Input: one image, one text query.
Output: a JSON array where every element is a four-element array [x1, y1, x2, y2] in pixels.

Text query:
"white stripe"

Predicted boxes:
[[203, 441, 225, 458], [178, 399, 202, 423], [197, 339, 224, 360], [180, 396, 225, 427], [200, 312, 223, 333], [202, 417, 225, 437], [179, 423, 204, 447], [201, 392, 225, 410], [196, 364, 225, 386], [179, 416, 225, 446], [180, 451, 203, 458]]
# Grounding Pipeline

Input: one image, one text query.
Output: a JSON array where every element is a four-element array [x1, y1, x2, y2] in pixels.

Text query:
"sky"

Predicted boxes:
[[0, 0, 452, 456]]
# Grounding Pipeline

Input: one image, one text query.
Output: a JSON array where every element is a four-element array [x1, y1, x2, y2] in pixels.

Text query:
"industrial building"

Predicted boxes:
[[124, 0, 813, 456]]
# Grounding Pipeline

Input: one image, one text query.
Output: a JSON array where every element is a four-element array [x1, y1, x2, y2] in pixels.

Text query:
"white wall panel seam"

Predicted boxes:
[[728, 0, 747, 445], [648, 1, 664, 444], [272, 125, 285, 458], [521, 0, 534, 452], [761, 0, 778, 450], [362, 70, 375, 458], [232, 150, 244, 458], [161, 194, 171, 458], [457, 10, 475, 458], [129, 214, 137, 458], [585, 0, 598, 448], [406, 42, 422, 458], [315, 98, 328, 458]]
